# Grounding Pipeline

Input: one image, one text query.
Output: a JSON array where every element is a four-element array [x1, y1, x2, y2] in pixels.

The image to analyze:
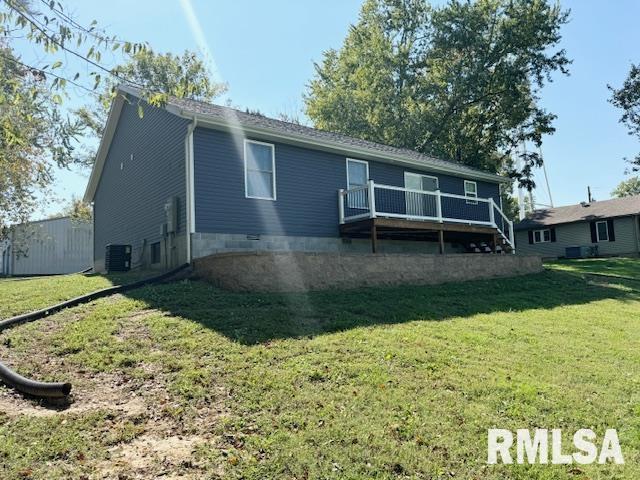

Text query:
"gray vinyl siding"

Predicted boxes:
[[193, 127, 501, 237], [515, 216, 640, 258], [598, 216, 639, 255], [93, 101, 189, 266]]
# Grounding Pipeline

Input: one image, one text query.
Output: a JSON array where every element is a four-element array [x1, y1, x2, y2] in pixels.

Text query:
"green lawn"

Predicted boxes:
[[0, 270, 161, 319], [0, 263, 639, 478], [546, 257, 640, 279]]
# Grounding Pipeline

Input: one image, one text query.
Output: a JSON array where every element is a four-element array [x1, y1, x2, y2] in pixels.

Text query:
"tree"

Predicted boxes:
[[0, 1, 219, 235], [76, 49, 226, 167], [54, 195, 92, 222], [0, 43, 83, 232], [305, 0, 570, 189], [612, 176, 640, 198], [0, 0, 145, 236], [609, 64, 640, 170]]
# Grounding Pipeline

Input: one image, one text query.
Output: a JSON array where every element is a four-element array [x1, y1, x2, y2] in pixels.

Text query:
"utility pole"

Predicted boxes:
[[539, 146, 554, 207], [516, 142, 526, 220]]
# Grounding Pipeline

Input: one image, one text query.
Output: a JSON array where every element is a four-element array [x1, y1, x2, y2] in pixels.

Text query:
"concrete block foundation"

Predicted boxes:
[[191, 232, 465, 257]]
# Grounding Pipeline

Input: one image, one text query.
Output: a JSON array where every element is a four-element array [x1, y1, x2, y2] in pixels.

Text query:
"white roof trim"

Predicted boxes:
[[82, 93, 127, 202]]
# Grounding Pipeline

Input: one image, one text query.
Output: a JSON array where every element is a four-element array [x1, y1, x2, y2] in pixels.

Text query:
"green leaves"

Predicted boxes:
[[305, 0, 570, 187], [609, 64, 640, 170], [611, 176, 640, 198]]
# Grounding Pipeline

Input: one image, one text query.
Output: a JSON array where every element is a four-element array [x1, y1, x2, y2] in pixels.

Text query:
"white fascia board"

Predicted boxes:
[[82, 93, 127, 202], [172, 109, 509, 185]]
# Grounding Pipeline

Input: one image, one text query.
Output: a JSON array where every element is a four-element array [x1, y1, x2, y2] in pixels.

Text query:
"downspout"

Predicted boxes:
[[184, 117, 198, 263]]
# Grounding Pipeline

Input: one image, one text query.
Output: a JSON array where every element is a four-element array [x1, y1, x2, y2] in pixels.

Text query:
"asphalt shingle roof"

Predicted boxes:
[[515, 195, 640, 230], [160, 93, 505, 182]]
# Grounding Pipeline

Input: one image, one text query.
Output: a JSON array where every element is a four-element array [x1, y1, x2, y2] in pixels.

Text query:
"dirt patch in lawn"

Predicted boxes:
[[0, 355, 226, 478], [0, 302, 228, 478], [97, 433, 217, 480]]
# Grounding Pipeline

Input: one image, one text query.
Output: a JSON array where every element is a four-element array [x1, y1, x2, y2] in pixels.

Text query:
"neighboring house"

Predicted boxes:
[[514, 195, 640, 259], [0, 217, 93, 276], [84, 85, 515, 272]]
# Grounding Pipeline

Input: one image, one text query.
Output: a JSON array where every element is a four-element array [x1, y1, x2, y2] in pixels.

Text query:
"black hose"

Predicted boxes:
[[0, 363, 71, 398], [0, 264, 190, 398], [4, 266, 93, 281]]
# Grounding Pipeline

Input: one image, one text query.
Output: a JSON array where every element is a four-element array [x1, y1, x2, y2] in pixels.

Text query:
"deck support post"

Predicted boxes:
[[371, 220, 378, 254], [438, 230, 445, 254], [493, 233, 499, 253]]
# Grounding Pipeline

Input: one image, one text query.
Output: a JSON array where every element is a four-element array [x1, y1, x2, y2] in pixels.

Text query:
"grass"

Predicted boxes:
[[0, 270, 162, 319], [0, 259, 640, 478], [546, 257, 640, 279]]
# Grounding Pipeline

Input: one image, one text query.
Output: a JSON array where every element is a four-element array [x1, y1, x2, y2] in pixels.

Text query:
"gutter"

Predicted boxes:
[[514, 213, 640, 232], [171, 110, 508, 185], [184, 117, 198, 263]]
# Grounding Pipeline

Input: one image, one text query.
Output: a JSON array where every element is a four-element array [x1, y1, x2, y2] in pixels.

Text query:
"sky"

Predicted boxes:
[[16, 0, 640, 217]]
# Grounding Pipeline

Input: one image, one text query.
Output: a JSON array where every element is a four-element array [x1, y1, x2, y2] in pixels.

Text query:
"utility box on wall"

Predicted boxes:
[[164, 196, 179, 234]]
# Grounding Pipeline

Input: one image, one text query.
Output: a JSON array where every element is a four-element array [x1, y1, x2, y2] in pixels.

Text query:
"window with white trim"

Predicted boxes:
[[464, 180, 478, 204], [404, 172, 439, 217], [244, 140, 276, 200], [404, 172, 439, 192], [346, 159, 369, 209], [533, 229, 551, 244], [596, 221, 609, 242]]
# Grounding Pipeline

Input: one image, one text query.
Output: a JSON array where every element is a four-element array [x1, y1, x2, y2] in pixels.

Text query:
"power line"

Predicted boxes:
[[3, 0, 147, 90], [37, 0, 132, 46], [0, 50, 100, 98]]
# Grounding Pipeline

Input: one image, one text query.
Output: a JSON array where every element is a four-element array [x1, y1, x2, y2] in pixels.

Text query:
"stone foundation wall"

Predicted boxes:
[[192, 252, 543, 292]]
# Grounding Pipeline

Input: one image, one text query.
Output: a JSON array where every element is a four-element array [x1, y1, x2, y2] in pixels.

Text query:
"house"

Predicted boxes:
[[514, 195, 640, 259], [83, 85, 515, 272], [1, 217, 93, 276]]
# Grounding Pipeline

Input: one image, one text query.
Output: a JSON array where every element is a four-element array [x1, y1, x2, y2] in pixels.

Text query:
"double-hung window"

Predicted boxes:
[[244, 140, 276, 200], [533, 229, 551, 244], [596, 221, 609, 242], [464, 180, 478, 204], [346, 159, 369, 209]]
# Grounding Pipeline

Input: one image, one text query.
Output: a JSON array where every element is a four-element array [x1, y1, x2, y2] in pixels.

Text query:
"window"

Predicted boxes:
[[464, 180, 478, 204], [346, 158, 369, 190], [533, 229, 551, 244], [404, 172, 439, 217], [404, 172, 439, 192], [596, 221, 609, 242], [346, 159, 369, 209], [150, 242, 161, 264], [244, 140, 276, 200]]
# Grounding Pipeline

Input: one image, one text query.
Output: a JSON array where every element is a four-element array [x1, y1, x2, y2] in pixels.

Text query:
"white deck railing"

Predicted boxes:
[[338, 180, 515, 251]]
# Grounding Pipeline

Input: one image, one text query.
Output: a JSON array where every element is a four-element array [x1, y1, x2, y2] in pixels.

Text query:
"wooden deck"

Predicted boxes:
[[339, 217, 501, 253]]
